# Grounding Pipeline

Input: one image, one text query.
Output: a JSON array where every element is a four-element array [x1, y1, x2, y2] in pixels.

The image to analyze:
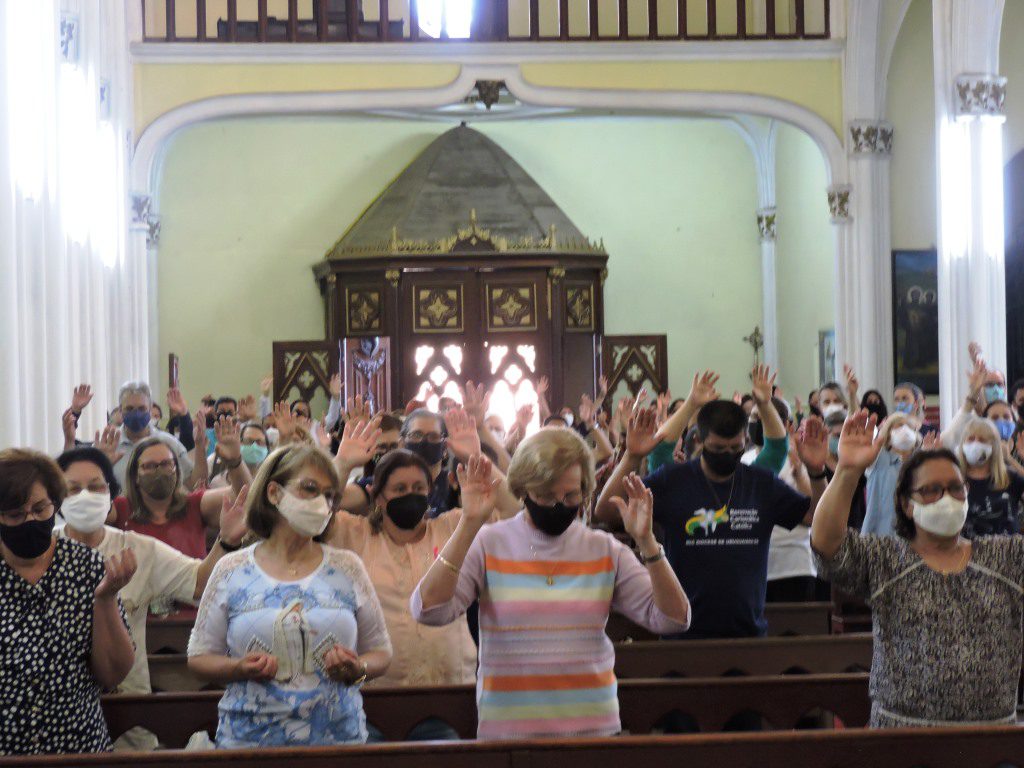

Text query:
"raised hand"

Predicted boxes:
[[625, 407, 661, 459], [236, 652, 278, 682], [688, 370, 720, 408], [344, 394, 371, 423], [969, 341, 984, 367], [323, 644, 362, 685], [835, 410, 884, 472], [536, 376, 550, 397], [62, 409, 78, 450], [610, 473, 655, 547], [167, 387, 188, 417], [596, 375, 609, 406], [336, 418, 381, 468], [796, 416, 829, 473], [329, 373, 343, 400], [462, 381, 490, 424], [273, 401, 296, 444], [515, 403, 534, 430], [795, 395, 805, 415], [260, 375, 273, 397], [967, 357, 988, 399], [922, 430, 941, 451], [192, 409, 210, 454], [444, 408, 480, 462], [456, 454, 500, 523], [750, 364, 776, 405], [219, 486, 249, 546], [237, 394, 257, 422], [578, 394, 598, 430], [215, 416, 242, 463], [93, 424, 124, 465], [95, 549, 137, 599], [71, 384, 93, 413], [843, 364, 860, 403]]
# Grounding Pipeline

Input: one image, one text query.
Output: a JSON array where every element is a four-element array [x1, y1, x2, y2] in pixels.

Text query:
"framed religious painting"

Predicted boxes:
[[818, 330, 836, 386], [892, 249, 939, 394]]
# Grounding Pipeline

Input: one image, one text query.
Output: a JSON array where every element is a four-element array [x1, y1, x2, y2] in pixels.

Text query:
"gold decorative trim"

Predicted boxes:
[[385, 269, 401, 287], [345, 287, 382, 335], [327, 211, 606, 260], [548, 266, 566, 284], [565, 283, 595, 333], [413, 284, 464, 334], [486, 283, 538, 333]]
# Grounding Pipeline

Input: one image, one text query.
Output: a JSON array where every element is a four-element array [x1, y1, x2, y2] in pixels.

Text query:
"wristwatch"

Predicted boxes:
[[351, 660, 368, 687], [217, 537, 242, 552], [639, 545, 666, 565]]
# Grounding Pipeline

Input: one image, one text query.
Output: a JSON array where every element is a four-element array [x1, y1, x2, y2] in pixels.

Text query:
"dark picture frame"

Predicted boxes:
[[892, 249, 939, 394]]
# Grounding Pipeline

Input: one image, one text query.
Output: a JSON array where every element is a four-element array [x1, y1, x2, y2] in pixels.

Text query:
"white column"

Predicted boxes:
[[829, 184, 853, 385], [757, 208, 779, 369], [933, 0, 1007, 423]]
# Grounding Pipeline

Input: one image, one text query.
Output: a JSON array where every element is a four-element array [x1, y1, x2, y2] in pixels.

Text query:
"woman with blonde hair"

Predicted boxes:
[[861, 414, 924, 537], [956, 416, 1024, 537], [188, 443, 391, 747], [411, 427, 690, 739]]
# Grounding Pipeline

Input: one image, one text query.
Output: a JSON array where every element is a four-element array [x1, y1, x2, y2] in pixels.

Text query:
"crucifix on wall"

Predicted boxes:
[[744, 326, 764, 370]]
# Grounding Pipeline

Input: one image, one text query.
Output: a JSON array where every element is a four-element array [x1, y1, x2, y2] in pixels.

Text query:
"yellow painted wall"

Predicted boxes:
[[774, 121, 836, 400], [134, 58, 842, 140], [155, 115, 833, 408], [886, 0, 936, 251], [1002, 0, 1024, 163]]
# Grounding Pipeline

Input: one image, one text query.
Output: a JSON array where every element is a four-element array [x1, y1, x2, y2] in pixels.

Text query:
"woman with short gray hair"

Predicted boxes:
[[411, 428, 690, 739]]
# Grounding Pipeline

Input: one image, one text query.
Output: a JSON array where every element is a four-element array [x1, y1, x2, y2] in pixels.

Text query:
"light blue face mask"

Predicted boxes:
[[894, 401, 914, 415], [994, 419, 1015, 441], [828, 435, 840, 456], [985, 385, 1007, 404], [241, 442, 269, 466]]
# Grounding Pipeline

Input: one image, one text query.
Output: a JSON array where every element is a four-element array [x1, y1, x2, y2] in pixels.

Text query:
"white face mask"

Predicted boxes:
[[265, 427, 281, 447], [912, 494, 968, 537], [962, 441, 993, 467], [275, 488, 331, 537], [60, 490, 111, 534], [889, 425, 919, 452], [822, 403, 847, 420]]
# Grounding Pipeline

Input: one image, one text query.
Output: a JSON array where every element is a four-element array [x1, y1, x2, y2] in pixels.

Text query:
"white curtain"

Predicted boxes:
[[0, 0, 148, 453]]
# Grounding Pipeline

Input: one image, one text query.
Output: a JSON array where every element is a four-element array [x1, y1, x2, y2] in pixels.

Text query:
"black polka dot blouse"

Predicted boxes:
[[0, 538, 120, 754]]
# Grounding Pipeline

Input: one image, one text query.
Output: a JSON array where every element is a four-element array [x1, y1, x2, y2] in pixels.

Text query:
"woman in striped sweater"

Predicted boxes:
[[411, 428, 690, 739]]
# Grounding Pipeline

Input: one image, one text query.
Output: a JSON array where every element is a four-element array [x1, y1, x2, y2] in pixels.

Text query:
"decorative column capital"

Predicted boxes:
[[756, 207, 777, 242], [827, 185, 852, 224], [130, 194, 160, 248], [848, 120, 893, 155], [954, 73, 1007, 118]]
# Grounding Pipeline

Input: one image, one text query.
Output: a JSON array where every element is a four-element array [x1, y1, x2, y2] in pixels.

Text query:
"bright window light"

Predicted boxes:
[[418, 0, 473, 38]]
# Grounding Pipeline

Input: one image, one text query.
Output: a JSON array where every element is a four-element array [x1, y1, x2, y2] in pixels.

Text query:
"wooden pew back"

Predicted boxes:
[[101, 674, 871, 747]]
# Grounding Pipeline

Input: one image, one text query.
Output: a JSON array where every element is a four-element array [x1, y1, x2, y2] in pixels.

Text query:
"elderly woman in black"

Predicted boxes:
[[0, 449, 135, 754]]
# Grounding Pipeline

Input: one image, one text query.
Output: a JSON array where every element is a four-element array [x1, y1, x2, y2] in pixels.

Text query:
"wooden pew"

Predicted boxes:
[[101, 674, 871, 747], [4, 726, 1024, 768], [148, 602, 837, 654], [147, 634, 873, 692]]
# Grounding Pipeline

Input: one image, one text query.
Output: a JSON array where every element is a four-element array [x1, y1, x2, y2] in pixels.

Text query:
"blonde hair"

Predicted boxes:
[[958, 416, 1009, 491], [880, 414, 921, 449], [507, 427, 595, 502], [245, 444, 341, 540]]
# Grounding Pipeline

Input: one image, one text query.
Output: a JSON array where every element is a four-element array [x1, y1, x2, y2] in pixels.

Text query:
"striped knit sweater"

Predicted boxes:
[[411, 512, 688, 739]]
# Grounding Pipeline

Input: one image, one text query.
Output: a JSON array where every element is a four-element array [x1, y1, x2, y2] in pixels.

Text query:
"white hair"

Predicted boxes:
[[118, 380, 153, 406]]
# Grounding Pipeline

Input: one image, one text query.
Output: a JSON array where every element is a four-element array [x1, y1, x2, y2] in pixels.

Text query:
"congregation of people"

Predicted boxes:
[[6, 341, 1024, 754]]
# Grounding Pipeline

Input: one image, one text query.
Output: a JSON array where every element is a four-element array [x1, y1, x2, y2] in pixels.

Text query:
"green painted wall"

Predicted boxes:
[[1002, 0, 1024, 163], [156, 115, 832, 409], [774, 122, 836, 401], [887, 0, 937, 251]]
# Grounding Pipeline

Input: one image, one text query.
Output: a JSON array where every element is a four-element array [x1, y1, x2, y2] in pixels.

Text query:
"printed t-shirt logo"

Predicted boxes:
[[685, 506, 730, 536]]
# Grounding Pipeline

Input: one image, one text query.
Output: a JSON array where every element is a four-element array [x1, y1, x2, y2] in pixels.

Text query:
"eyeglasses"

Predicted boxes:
[[290, 479, 338, 509], [911, 482, 968, 504], [67, 482, 109, 495], [530, 491, 584, 507], [405, 431, 443, 444], [0, 500, 55, 526], [139, 459, 177, 474]]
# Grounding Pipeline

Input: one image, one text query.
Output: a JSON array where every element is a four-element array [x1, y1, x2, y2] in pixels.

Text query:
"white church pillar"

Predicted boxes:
[[933, 0, 1007, 423], [757, 207, 779, 369]]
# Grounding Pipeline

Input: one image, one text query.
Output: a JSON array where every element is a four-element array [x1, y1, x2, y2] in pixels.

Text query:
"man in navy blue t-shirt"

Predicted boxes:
[[597, 382, 829, 639]]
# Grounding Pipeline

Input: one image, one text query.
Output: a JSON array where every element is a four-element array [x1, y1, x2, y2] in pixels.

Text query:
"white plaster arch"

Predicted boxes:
[[131, 63, 847, 203]]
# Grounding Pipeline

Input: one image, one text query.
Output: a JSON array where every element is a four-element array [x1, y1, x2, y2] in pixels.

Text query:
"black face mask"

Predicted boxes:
[[747, 421, 764, 447], [205, 413, 216, 428], [702, 448, 744, 477], [385, 493, 430, 530], [0, 516, 56, 560], [404, 439, 445, 466], [864, 401, 888, 421], [524, 497, 579, 537]]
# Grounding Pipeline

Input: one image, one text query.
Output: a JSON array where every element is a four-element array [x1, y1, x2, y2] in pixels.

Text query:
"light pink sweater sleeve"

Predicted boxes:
[[410, 530, 486, 626], [610, 540, 689, 635]]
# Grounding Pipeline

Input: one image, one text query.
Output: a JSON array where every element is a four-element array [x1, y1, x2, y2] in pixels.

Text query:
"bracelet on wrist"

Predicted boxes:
[[224, 456, 243, 469], [217, 538, 242, 552], [639, 544, 666, 565]]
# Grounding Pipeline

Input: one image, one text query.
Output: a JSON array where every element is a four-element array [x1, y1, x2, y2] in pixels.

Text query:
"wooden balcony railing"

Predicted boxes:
[[141, 0, 831, 43]]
